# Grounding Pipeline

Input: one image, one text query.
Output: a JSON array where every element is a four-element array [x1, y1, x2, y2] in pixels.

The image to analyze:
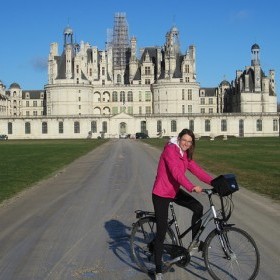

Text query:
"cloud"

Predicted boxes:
[[31, 57, 48, 71], [230, 10, 251, 22]]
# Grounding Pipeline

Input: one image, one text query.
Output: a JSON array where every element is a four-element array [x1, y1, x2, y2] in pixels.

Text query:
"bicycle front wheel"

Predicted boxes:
[[130, 216, 176, 274], [204, 226, 260, 280]]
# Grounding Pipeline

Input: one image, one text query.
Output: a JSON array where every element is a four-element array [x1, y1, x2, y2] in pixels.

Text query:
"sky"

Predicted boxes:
[[0, 0, 279, 102]]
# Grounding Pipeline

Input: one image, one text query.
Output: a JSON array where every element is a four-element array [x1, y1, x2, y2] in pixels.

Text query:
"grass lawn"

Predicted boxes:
[[143, 137, 280, 201], [0, 137, 279, 204], [0, 139, 108, 203]]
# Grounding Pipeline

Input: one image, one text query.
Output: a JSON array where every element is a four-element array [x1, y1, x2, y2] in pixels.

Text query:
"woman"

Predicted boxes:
[[152, 129, 213, 279]]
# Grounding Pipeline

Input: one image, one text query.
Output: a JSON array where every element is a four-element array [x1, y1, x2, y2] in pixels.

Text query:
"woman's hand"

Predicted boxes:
[[192, 186, 203, 193]]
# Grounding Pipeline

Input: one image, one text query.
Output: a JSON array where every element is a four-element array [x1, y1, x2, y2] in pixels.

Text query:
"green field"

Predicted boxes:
[[143, 137, 280, 201], [0, 139, 108, 203], [0, 137, 279, 204]]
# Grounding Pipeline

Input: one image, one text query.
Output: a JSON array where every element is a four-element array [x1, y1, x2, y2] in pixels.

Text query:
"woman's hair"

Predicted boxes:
[[178, 128, 196, 160]]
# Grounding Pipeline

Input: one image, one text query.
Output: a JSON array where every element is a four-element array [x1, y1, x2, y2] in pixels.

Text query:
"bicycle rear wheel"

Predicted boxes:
[[204, 226, 260, 280], [130, 216, 176, 274]]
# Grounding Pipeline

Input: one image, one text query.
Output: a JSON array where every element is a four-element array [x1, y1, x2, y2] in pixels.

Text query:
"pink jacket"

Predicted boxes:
[[152, 143, 213, 198]]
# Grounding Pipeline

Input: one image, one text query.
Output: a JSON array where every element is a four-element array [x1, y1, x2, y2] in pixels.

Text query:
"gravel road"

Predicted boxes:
[[0, 139, 279, 280]]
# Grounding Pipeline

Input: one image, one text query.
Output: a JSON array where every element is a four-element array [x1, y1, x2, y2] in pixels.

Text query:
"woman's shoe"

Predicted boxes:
[[155, 273, 163, 280]]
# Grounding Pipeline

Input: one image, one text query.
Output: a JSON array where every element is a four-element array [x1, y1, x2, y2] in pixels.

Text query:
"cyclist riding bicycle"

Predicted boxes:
[[152, 128, 214, 280]]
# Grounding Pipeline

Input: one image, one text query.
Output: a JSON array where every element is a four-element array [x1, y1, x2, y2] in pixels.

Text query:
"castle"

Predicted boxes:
[[0, 13, 278, 139]]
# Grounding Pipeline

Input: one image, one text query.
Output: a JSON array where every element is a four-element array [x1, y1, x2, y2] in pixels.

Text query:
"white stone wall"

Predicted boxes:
[[1, 113, 278, 139]]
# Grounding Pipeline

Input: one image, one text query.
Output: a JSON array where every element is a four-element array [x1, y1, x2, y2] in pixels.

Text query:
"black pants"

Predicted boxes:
[[152, 190, 203, 273]]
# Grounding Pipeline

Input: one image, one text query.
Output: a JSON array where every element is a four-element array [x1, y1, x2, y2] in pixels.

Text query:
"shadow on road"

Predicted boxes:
[[104, 219, 154, 279], [104, 219, 209, 279]]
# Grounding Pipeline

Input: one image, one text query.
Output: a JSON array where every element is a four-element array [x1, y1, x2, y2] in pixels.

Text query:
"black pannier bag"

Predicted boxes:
[[211, 174, 239, 197]]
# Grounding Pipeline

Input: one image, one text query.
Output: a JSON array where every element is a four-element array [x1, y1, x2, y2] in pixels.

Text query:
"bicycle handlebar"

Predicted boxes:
[[202, 188, 215, 195]]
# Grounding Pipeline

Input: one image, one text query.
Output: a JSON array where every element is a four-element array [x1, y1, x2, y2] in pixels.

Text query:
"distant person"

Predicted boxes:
[[152, 128, 213, 279]]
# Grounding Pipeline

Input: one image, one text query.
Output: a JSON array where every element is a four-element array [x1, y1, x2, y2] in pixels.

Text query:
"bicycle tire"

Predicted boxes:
[[130, 216, 177, 274], [204, 226, 260, 280]]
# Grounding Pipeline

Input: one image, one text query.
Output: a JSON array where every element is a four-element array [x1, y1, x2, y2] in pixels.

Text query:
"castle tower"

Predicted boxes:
[[63, 26, 74, 80], [251, 43, 260, 66], [111, 12, 130, 84]]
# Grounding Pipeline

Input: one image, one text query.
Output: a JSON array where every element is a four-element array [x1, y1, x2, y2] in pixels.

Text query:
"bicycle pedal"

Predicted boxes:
[[164, 255, 184, 266]]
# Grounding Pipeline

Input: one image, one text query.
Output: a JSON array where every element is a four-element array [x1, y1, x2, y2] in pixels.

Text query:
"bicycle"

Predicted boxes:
[[130, 174, 260, 280]]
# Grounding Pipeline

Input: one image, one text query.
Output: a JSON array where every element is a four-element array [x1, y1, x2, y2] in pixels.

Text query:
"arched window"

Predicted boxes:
[[140, 121, 147, 133], [42, 122, 48, 134], [112, 91, 118, 102], [120, 91, 125, 103]]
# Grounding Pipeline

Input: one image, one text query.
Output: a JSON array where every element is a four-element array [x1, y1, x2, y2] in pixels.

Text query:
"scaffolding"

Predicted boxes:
[[110, 12, 130, 70]]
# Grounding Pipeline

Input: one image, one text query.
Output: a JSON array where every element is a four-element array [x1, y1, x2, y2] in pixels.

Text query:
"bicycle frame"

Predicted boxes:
[[168, 189, 228, 249]]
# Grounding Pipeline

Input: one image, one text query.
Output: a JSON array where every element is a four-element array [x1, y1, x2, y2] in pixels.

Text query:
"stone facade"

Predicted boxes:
[[0, 14, 279, 139]]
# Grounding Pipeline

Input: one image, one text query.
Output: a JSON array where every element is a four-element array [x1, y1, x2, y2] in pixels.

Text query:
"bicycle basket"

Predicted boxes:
[[211, 174, 239, 197]]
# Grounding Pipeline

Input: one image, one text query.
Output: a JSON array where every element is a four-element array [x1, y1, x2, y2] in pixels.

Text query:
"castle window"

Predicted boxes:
[[120, 91, 125, 103], [256, 119, 262, 131], [8, 122, 13, 134], [157, 120, 162, 133], [74, 121, 80, 133], [273, 119, 278, 131], [182, 105, 185, 114], [221, 119, 227, 132], [188, 105, 192, 113], [145, 91, 151, 101], [182, 89, 185, 100], [140, 121, 147, 133], [185, 64, 190, 73], [102, 121, 107, 133], [117, 74, 121, 84], [171, 120, 177, 132], [205, 119, 211, 132], [145, 79, 150, 84], [200, 98, 205, 105], [91, 121, 97, 133], [42, 122, 48, 134], [145, 67, 151, 75], [102, 67, 105, 75], [127, 106, 133, 114], [127, 91, 133, 102], [112, 91, 118, 102], [189, 120, 194, 131], [59, 122, 64, 134], [187, 89, 192, 100], [25, 122, 31, 134]]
